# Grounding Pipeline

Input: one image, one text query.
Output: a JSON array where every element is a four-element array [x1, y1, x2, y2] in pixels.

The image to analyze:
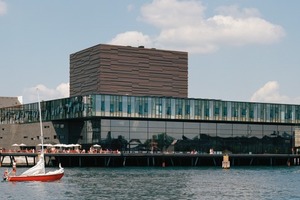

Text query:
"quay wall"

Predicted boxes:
[[1, 153, 300, 168]]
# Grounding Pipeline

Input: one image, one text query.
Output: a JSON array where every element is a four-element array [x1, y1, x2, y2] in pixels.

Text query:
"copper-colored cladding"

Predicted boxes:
[[70, 44, 188, 98]]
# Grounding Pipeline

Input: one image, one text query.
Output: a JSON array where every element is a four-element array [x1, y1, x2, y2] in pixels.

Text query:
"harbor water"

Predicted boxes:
[[1, 166, 300, 200]]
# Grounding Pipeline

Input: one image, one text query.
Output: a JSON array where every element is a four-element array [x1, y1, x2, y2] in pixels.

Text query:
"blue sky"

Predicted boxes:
[[1, 0, 300, 104]]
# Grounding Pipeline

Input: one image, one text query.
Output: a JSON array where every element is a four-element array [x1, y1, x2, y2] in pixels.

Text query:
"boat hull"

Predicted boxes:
[[7, 172, 64, 182]]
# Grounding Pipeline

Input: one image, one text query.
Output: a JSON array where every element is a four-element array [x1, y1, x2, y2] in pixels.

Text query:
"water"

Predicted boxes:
[[1, 166, 300, 200]]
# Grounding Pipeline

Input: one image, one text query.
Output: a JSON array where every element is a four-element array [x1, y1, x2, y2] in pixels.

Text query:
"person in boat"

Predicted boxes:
[[11, 159, 17, 176], [3, 169, 8, 181]]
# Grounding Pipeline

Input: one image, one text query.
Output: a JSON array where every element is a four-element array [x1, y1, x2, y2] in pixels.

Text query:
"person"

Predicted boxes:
[[11, 159, 16, 176], [3, 169, 8, 181]]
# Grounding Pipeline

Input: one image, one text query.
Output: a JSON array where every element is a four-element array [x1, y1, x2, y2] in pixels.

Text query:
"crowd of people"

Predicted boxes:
[[1, 146, 122, 155]]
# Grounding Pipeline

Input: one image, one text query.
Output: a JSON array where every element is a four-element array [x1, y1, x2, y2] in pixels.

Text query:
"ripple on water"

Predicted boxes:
[[1, 167, 300, 200]]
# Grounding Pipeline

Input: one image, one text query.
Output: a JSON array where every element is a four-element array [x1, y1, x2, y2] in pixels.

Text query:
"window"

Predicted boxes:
[[175, 100, 183, 115], [215, 107, 219, 115], [110, 103, 114, 112], [128, 105, 131, 114], [166, 106, 171, 115], [186, 104, 190, 115], [222, 107, 227, 117], [118, 102, 122, 112], [101, 101, 105, 111]]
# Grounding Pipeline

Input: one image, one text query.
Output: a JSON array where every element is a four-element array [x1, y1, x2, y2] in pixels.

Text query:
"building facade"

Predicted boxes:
[[0, 94, 299, 154], [1, 44, 300, 154], [70, 44, 188, 98]]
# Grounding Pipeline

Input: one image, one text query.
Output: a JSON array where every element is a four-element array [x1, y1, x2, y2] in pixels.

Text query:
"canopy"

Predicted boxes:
[[54, 144, 66, 147], [37, 143, 53, 147], [53, 144, 81, 148], [64, 144, 80, 148]]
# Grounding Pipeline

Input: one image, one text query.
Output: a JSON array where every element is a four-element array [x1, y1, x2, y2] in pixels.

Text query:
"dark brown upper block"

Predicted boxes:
[[70, 44, 188, 98]]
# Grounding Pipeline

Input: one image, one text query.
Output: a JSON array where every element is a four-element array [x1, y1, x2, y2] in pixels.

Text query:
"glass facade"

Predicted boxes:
[[96, 119, 293, 154], [1, 94, 300, 124], [0, 94, 299, 154]]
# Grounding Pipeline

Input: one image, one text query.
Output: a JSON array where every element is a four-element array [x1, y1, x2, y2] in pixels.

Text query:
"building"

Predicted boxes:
[[0, 44, 300, 154], [70, 44, 188, 98], [0, 97, 22, 108]]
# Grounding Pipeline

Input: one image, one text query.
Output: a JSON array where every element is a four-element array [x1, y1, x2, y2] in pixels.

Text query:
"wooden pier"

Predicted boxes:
[[1, 152, 300, 168]]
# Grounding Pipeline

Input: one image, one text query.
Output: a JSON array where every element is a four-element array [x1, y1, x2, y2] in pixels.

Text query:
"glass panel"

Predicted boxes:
[[232, 124, 248, 137], [200, 123, 217, 136], [248, 124, 263, 139], [129, 120, 147, 140], [183, 122, 199, 139], [263, 125, 278, 137], [217, 123, 232, 137]]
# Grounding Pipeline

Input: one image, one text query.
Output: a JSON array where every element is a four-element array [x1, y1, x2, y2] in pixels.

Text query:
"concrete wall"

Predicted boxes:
[[0, 122, 65, 150], [0, 97, 21, 108]]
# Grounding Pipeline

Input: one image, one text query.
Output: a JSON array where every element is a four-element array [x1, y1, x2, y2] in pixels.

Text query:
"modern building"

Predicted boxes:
[[70, 44, 188, 98], [0, 97, 22, 108], [0, 44, 300, 154]]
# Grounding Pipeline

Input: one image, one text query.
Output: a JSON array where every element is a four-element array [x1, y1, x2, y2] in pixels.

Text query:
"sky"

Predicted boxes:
[[1, 0, 300, 105]]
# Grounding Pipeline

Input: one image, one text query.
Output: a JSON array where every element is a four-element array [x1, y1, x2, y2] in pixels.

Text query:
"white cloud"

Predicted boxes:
[[250, 81, 300, 104], [0, 0, 7, 15], [140, 0, 205, 28], [22, 83, 69, 103], [215, 5, 261, 18], [207, 16, 284, 46], [110, 0, 285, 54], [109, 31, 153, 47]]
